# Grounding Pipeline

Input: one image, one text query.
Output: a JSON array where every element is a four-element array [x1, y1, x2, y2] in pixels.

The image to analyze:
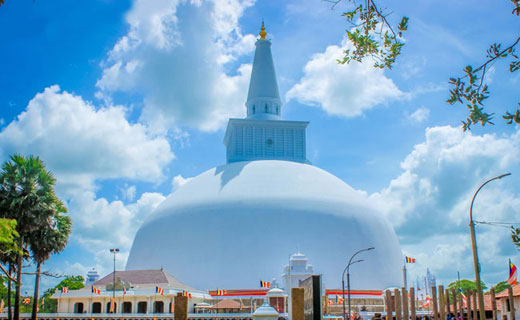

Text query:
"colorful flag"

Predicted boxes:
[[123, 287, 127, 295], [328, 300, 333, 305], [508, 259, 518, 285], [260, 281, 271, 288], [92, 286, 101, 295], [156, 286, 164, 296], [181, 290, 191, 298], [22, 298, 31, 304], [0, 299, 4, 313], [61, 287, 69, 293], [170, 301, 174, 313], [217, 289, 227, 296], [109, 298, 115, 313], [405, 256, 416, 263], [336, 295, 344, 304]]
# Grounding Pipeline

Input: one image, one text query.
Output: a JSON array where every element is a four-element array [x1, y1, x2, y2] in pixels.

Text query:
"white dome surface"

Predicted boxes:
[[126, 160, 402, 290]]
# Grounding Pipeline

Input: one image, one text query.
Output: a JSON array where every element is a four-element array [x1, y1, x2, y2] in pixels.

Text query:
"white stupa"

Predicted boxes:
[[126, 23, 402, 290]]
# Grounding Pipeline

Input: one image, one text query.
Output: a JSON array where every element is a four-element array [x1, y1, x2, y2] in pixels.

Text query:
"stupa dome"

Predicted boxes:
[[126, 23, 402, 291], [126, 160, 402, 290]]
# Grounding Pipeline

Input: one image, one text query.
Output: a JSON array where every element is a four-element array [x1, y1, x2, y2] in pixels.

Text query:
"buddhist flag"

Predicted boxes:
[[217, 289, 227, 296], [109, 298, 115, 313], [405, 256, 416, 263], [328, 300, 333, 305], [156, 286, 164, 296], [458, 288, 467, 301], [123, 287, 127, 295], [22, 298, 31, 304], [260, 281, 271, 288], [336, 295, 344, 304], [92, 286, 101, 295], [61, 287, 69, 293], [181, 290, 191, 298], [508, 259, 518, 285]]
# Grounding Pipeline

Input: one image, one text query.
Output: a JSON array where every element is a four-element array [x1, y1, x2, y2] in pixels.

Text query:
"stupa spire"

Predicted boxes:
[[245, 22, 282, 120], [259, 21, 267, 40]]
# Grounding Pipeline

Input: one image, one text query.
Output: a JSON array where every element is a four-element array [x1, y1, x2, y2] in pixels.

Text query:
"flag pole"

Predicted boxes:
[[403, 257, 408, 289]]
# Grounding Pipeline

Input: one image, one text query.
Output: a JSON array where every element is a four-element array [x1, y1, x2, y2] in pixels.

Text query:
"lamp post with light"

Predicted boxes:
[[110, 248, 119, 313], [469, 173, 510, 320], [342, 247, 375, 320]]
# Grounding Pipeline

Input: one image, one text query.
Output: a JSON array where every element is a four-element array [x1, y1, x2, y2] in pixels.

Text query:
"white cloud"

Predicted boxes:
[[406, 107, 430, 123], [172, 174, 193, 191], [66, 188, 166, 265], [0, 85, 174, 189], [121, 185, 137, 202], [370, 126, 520, 284], [96, 0, 255, 133], [286, 39, 404, 118]]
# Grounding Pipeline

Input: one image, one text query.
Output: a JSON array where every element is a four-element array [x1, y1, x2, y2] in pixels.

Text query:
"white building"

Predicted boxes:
[[126, 23, 403, 291], [282, 252, 314, 293], [54, 269, 209, 314]]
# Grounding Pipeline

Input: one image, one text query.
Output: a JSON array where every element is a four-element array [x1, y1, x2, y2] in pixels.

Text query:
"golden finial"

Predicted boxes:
[[259, 21, 267, 40]]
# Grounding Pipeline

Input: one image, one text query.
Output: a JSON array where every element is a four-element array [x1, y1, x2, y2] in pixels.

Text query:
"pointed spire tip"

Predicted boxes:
[[259, 21, 267, 40]]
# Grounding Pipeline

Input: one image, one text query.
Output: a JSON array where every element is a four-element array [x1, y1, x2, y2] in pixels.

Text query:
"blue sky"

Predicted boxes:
[[1, 0, 519, 293]]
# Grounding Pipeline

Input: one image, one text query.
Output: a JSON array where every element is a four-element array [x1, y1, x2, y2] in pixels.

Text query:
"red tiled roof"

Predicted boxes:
[[94, 269, 196, 291], [496, 284, 519, 298], [211, 298, 242, 309]]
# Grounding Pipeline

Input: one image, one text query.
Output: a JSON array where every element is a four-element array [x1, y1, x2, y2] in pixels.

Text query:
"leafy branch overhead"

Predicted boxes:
[[447, 27, 520, 131], [327, 0, 409, 69]]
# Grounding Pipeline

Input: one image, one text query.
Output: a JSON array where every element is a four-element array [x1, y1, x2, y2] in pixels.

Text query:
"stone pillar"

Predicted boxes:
[[490, 288, 497, 320], [410, 287, 416, 320], [385, 290, 393, 320], [175, 293, 188, 320], [292, 288, 304, 320], [473, 291, 478, 320], [432, 286, 439, 320], [438, 285, 446, 320], [395, 288, 402, 320], [402, 288, 409, 320], [508, 287, 515, 320], [324, 295, 328, 315], [451, 289, 458, 318], [446, 288, 451, 315]]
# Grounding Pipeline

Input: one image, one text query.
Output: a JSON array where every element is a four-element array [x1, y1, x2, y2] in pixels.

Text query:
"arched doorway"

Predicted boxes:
[[137, 301, 147, 314], [92, 302, 102, 314], [74, 302, 84, 314], [154, 301, 164, 313], [123, 301, 132, 313]]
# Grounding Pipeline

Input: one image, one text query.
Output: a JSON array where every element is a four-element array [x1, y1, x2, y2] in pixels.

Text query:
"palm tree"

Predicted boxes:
[[0, 155, 66, 320], [29, 213, 71, 320]]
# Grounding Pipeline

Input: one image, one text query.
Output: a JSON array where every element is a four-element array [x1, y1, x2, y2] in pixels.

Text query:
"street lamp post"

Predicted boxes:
[[342, 247, 375, 320], [469, 173, 510, 320], [110, 248, 120, 314]]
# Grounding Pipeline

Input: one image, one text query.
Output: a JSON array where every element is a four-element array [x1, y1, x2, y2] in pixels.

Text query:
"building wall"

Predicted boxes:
[[226, 120, 307, 163], [499, 297, 520, 320], [57, 295, 200, 314]]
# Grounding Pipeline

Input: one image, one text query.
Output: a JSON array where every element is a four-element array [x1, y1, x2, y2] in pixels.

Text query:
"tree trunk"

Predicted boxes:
[[31, 262, 41, 320], [7, 263, 12, 320], [14, 235, 23, 320]]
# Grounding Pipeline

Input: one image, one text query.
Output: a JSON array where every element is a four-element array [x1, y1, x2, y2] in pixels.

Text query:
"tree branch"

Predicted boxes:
[[367, 0, 397, 38], [0, 264, 16, 282]]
